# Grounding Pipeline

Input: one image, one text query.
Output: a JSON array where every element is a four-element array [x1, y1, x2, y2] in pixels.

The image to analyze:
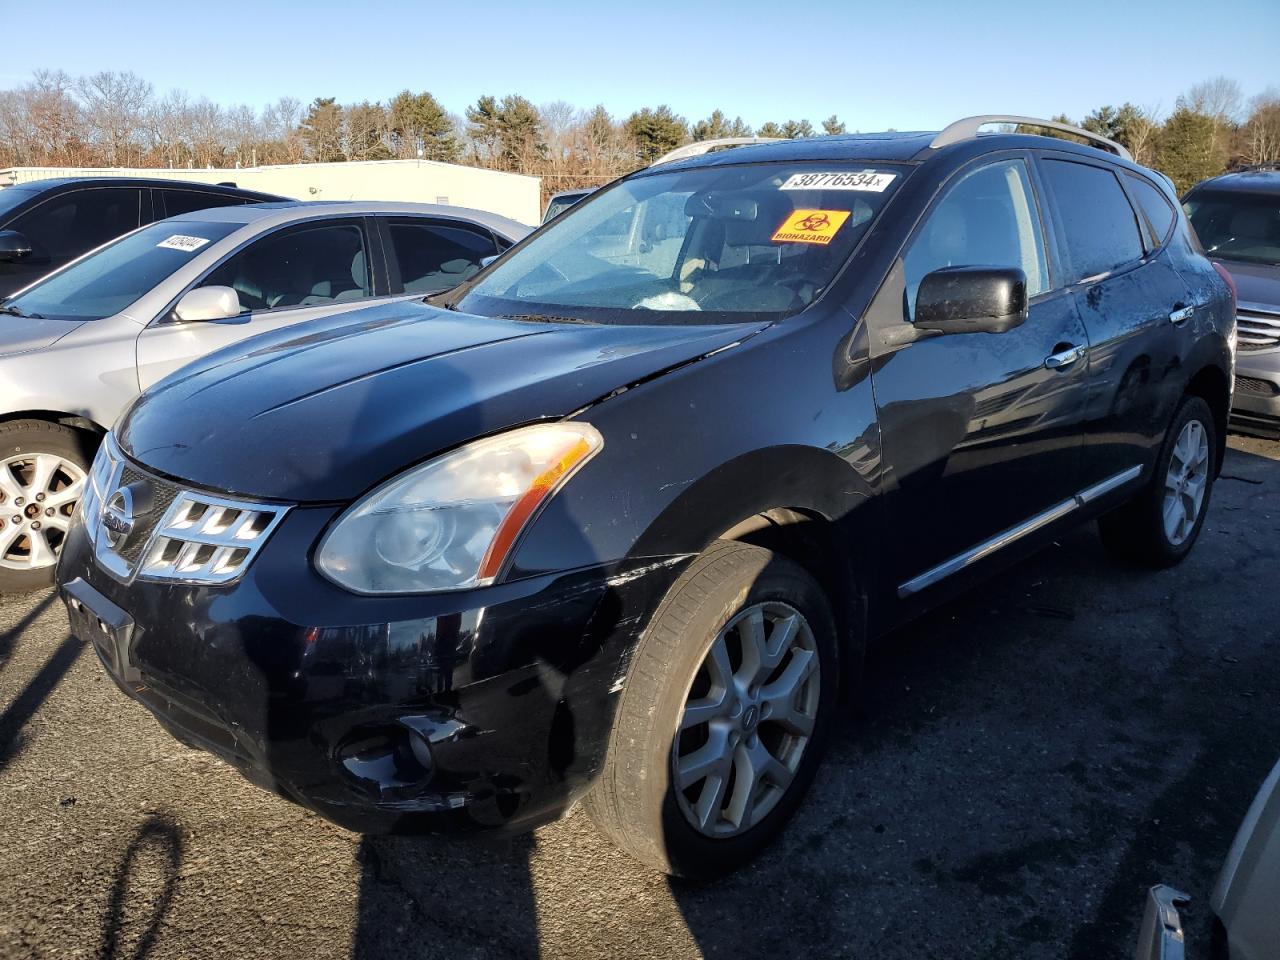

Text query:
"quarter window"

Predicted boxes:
[[903, 159, 1048, 319], [387, 220, 498, 294], [1041, 159, 1144, 282], [201, 222, 371, 312], [1124, 174, 1176, 249]]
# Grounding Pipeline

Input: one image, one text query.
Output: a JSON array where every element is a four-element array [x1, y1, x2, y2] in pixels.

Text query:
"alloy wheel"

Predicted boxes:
[[0, 453, 86, 571], [1163, 420, 1209, 546], [671, 601, 821, 838]]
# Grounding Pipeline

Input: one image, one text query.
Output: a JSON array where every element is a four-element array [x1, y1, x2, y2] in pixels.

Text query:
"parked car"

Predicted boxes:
[[57, 116, 1234, 877], [1183, 166, 1280, 437], [0, 177, 282, 298], [0, 200, 529, 591], [1135, 758, 1280, 959], [542, 188, 595, 223]]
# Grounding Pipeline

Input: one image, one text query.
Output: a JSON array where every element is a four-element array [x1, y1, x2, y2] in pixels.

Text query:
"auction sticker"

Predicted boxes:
[[780, 171, 896, 192], [156, 234, 211, 252], [771, 209, 852, 245]]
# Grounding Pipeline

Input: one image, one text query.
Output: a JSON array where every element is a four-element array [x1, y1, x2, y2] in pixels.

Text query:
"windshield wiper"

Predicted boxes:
[[0, 305, 42, 319], [501, 313, 600, 326]]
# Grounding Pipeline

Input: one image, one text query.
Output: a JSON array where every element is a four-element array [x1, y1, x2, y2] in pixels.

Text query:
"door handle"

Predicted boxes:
[[1044, 345, 1086, 369], [1170, 305, 1194, 325]]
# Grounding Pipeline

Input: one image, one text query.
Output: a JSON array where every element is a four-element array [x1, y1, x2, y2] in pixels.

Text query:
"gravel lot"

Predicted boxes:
[[1, 435, 1277, 960]]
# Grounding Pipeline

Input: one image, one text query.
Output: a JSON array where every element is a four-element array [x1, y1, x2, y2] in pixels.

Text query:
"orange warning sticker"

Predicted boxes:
[[770, 209, 852, 245]]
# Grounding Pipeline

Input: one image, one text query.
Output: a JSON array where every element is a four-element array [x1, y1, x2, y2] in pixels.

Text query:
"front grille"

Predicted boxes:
[[138, 492, 287, 585], [87, 437, 290, 587], [116, 465, 180, 563], [1237, 307, 1280, 352], [1235, 375, 1279, 397]]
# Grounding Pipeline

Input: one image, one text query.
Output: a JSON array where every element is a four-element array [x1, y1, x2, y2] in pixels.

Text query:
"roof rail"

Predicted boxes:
[[930, 115, 1132, 162], [650, 137, 785, 167]]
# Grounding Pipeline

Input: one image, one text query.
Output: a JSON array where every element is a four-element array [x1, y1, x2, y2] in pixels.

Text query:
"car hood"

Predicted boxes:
[[1218, 260, 1280, 311], [119, 300, 761, 502], [0, 313, 86, 356]]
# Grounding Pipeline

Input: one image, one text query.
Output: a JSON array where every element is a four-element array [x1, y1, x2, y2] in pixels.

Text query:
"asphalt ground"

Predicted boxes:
[[1, 435, 1277, 960]]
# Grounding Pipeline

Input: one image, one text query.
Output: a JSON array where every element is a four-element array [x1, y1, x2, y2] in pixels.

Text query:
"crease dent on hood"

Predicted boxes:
[[119, 302, 769, 502]]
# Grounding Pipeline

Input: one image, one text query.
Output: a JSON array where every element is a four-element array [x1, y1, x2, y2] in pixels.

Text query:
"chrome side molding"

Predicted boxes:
[[898, 465, 1142, 598]]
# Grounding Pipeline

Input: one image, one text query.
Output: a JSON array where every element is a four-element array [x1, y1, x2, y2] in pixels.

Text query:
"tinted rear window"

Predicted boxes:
[[1041, 159, 1144, 283], [159, 190, 251, 218]]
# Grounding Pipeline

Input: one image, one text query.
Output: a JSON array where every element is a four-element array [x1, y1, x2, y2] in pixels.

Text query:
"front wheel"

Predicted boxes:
[[0, 421, 94, 594], [585, 540, 839, 877], [1099, 396, 1217, 568]]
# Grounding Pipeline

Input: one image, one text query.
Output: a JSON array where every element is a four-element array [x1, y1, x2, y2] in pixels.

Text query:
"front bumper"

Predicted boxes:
[[1231, 350, 1280, 437], [57, 510, 687, 834]]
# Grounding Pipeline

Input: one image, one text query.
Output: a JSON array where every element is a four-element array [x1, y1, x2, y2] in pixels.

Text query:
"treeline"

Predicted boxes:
[[1, 69, 1277, 203]]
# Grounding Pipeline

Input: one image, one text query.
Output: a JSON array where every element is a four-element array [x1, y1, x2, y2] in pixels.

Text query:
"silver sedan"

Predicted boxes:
[[0, 200, 530, 591]]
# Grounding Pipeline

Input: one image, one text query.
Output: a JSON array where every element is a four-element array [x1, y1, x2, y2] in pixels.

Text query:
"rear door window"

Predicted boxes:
[[157, 189, 253, 219], [1040, 159, 1144, 283], [10, 187, 142, 260], [386, 219, 499, 293], [1124, 174, 1176, 249], [201, 220, 372, 312]]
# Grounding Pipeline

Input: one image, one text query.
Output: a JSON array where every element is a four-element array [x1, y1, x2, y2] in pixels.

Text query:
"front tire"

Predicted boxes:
[[1099, 395, 1217, 568], [585, 540, 839, 877], [0, 420, 94, 593]]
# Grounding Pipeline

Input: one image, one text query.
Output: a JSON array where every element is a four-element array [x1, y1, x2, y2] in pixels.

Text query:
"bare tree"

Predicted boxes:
[[1184, 76, 1245, 124], [188, 98, 225, 168], [262, 96, 305, 164], [146, 89, 192, 168], [76, 70, 153, 166], [1241, 89, 1280, 165]]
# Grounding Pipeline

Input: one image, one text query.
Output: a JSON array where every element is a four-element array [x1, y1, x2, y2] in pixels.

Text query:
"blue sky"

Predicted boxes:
[[7, 0, 1279, 129]]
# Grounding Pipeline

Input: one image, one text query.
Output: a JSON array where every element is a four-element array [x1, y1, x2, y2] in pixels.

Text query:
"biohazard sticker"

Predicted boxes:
[[156, 234, 211, 252], [771, 209, 852, 245]]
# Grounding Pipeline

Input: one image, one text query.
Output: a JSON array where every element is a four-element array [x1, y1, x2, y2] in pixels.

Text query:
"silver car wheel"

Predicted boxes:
[[0, 453, 86, 571], [1162, 419, 1210, 546], [671, 601, 821, 839]]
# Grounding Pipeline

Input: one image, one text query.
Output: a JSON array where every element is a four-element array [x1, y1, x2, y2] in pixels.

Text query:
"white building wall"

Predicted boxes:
[[0, 160, 541, 225]]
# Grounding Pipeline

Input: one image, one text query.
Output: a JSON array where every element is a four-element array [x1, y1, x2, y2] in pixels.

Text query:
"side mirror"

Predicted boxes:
[[0, 230, 33, 263], [914, 266, 1028, 335], [173, 285, 242, 322], [479, 254, 500, 268]]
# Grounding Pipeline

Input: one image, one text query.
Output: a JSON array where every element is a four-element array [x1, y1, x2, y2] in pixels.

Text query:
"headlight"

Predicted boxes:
[[315, 422, 603, 594]]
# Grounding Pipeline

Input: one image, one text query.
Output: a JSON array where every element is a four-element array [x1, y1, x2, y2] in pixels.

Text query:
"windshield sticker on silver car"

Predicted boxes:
[[156, 235, 212, 252], [780, 171, 897, 192]]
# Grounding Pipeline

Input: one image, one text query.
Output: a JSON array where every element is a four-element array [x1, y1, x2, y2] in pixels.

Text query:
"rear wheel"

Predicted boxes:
[[585, 540, 839, 877], [1099, 396, 1216, 568], [0, 421, 94, 593]]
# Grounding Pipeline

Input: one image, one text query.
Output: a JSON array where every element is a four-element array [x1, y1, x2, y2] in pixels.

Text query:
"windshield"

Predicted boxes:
[[456, 162, 906, 325], [3, 219, 243, 320], [1185, 190, 1280, 266]]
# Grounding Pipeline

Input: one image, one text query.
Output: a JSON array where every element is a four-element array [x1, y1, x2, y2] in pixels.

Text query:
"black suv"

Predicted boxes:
[[0, 177, 283, 297], [57, 116, 1234, 877], [1184, 167, 1280, 436]]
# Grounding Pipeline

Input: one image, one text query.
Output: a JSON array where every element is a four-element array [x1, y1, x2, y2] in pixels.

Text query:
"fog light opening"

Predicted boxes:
[[336, 725, 436, 800]]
